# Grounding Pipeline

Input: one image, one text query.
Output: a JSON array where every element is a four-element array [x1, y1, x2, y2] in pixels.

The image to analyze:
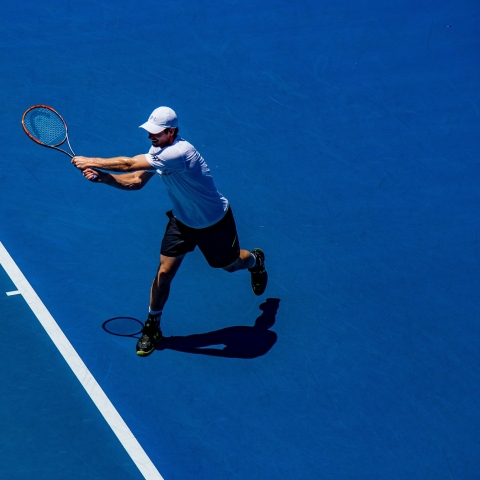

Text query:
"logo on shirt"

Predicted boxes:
[[151, 154, 172, 175]]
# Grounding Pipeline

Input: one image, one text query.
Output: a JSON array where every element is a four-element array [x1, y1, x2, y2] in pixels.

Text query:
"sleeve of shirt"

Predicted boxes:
[[145, 145, 186, 172]]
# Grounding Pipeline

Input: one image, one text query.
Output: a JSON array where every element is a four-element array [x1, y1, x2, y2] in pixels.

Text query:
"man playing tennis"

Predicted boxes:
[[71, 106, 267, 357]]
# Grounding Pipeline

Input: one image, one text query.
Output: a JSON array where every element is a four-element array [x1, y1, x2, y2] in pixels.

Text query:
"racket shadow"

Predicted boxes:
[[102, 317, 144, 338], [157, 298, 281, 359]]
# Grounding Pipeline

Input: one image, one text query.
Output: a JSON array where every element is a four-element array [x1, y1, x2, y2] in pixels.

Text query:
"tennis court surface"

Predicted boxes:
[[1, 0, 479, 478]]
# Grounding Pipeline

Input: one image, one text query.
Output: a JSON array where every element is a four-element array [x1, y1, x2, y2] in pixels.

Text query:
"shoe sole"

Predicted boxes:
[[136, 349, 155, 357], [252, 271, 268, 295], [250, 248, 267, 295]]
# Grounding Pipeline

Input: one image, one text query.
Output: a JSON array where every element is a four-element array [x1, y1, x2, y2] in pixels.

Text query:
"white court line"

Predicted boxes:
[[0, 242, 163, 480], [6, 290, 21, 296]]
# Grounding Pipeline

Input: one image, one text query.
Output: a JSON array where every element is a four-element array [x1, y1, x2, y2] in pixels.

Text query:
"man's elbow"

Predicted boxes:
[[127, 179, 144, 190], [123, 157, 136, 171], [130, 172, 150, 190]]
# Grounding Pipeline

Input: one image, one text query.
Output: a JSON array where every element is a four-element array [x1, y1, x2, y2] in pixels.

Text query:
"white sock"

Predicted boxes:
[[248, 252, 257, 269], [149, 309, 162, 317]]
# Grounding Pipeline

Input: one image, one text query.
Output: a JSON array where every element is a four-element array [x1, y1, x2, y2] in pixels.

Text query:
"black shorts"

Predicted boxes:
[[160, 207, 240, 268]]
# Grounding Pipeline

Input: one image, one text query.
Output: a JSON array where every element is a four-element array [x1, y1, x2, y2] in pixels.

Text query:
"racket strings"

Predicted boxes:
[[23, 108, 67, 146]]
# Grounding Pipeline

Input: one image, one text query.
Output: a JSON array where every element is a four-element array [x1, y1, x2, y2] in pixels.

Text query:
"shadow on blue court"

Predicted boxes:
[[158, 297, 279, 358], [102, 298, 280, 359], [102, 298, 279, 359]]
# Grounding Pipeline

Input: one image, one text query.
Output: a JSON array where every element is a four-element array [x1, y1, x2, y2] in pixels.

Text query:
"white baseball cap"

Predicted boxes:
[[139, 106, 178, 134]]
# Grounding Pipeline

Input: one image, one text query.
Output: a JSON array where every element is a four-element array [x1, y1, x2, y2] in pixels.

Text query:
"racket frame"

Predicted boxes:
[[22, 104, 76, 158]]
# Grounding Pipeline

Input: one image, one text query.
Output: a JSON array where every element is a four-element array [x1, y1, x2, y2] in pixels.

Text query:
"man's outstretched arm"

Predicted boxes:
[[72, 154, 152, 172], [82, 168, 155, 190]]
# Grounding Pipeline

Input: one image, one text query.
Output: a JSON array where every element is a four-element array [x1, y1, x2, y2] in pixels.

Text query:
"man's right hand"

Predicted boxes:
[[71, 156, 91, 170]]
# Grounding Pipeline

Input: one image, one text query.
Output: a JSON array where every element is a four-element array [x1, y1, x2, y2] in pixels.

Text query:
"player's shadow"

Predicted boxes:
[[157, 298, 280, 359]]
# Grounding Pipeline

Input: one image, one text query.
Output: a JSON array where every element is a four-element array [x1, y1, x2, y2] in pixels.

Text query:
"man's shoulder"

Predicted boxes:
[[148, 138, 197, 166], [172, 137, 195, 151]]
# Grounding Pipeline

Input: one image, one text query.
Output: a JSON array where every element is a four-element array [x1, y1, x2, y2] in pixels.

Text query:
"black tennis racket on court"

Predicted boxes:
[[22, 105, 76, 157]]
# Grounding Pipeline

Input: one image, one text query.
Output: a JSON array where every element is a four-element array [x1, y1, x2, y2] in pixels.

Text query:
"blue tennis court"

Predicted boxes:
[[1, 0, 479, 478]]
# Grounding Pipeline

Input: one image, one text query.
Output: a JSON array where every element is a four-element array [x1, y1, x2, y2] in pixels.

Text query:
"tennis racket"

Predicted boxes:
[[22, 105, 76, 158]]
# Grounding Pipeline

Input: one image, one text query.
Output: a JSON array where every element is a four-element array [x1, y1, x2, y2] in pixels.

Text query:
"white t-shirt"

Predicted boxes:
[[145, 137, 228, 228]]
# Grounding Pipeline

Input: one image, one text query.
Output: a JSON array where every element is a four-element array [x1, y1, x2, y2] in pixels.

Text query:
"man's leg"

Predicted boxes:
[[150, 254, 186, 312], [223, 249, 268, 296], [222, 249, 255, 272], [137, 254, 185, 357]]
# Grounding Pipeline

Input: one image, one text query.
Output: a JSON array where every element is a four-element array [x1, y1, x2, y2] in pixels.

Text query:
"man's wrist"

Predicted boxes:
[[91, 157, 103, 168]]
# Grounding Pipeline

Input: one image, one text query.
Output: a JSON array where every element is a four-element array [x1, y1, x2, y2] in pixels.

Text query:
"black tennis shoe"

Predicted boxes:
[[249, 248, 268, 295], [136, 313, 162, 357]]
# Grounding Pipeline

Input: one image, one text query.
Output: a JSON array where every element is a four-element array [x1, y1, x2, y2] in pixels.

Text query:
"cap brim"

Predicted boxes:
[[139, 121, 166, 134]]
